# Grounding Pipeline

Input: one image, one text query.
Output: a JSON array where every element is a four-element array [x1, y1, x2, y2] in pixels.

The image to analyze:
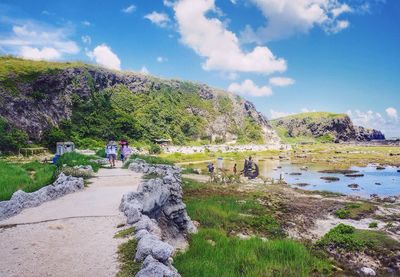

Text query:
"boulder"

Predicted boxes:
[[135, 234, 174, 262], [136, 255, 180, 277], [359, 267, 376, 276]]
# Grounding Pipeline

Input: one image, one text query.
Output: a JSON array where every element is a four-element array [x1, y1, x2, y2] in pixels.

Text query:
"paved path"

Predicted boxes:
[[0, 162, 141, 277]]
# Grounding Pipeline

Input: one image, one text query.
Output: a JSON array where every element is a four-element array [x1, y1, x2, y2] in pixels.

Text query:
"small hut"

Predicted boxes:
[[153, 138, 172, 147], [56, 142, 75, 156]]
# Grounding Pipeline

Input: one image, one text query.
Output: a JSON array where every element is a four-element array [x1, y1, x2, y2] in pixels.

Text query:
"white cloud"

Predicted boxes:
[[174, 0, 286, 74], [163, 0, 175, 7], [122, 5, 136, 14], [228, 79, 272, 97], [140, 66, 149, 74], [0, 22, 79, 61], [87, 44, 121, 70], [241, 0, 353, 43], [269, 76, 295, 87], [269, 109, 293, 119], [329, 20, 350, 33], [82, 21, 91, 27], [81, 35, 91, 45], [386, 107, 398, 120], [144, 12, 170, 28], [156, 56, 168, 63], [19, 46, 61, 60]]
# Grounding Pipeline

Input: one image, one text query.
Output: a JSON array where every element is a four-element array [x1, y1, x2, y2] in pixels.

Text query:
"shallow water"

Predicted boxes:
[[187, 157, 400, 197]]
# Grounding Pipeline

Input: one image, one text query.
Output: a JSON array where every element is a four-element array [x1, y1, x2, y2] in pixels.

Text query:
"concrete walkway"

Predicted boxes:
[[0, 162, 141, 277]]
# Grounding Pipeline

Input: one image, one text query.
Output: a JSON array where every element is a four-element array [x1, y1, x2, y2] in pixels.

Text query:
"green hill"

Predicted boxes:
[[270, 112, 385, 144], [0, 56, 279, 153]]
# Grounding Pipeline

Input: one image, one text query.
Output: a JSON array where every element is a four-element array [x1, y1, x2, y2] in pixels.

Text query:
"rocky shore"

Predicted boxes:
[[120, 160, 197, 276], [162, 143, 288, 155]]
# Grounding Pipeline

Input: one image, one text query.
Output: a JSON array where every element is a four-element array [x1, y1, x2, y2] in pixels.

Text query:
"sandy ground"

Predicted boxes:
[[0, 162, 141, 277]]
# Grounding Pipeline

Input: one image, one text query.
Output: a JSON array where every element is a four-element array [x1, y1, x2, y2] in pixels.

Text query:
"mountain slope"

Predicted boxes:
[[270, 112, 385, 143], [0, 57, 279, 150]]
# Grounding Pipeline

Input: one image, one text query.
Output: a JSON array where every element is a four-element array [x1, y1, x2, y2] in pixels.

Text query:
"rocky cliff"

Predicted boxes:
[[271, 112, 385, 143], [0, 57, 279, 147]]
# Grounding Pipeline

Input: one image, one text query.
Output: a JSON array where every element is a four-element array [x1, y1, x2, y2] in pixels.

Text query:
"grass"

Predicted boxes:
[[291, 143, 400, 166], [334, 202, 376, 220], [0, 160, 56, 201], [116, 238, 142, 277], [175, 178, 334, 276], [124, 154, 174, 168], [161, 150, 280, 164], [56, 152, 100, 172], [114, 227, 135, 239], [317, 224, 400, 252], [183, 179, 285, 238], [174, 229, 332, 277]]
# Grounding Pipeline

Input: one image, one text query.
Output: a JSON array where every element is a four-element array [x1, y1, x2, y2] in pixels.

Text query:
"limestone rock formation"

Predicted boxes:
[[120, 160, 197, 277], [0, 57, 279, 144], [0, 173, 84, 221], [270, 112, 385, 142]]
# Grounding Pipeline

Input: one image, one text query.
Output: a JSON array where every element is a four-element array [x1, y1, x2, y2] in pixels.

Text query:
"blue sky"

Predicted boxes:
[[0, 0, 399, 137]]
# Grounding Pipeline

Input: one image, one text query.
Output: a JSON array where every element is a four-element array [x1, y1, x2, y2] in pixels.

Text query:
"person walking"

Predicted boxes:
[[121, 143, 132, 162], [105, 140, 118, 168]]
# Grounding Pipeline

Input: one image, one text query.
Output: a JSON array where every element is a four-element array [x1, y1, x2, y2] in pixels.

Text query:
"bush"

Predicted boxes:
[[149, 143, 162, 154], [0, 117, 28, 154], [317, 224, 365, 251], [369, 222, 378, 228], [335, 209, 350, 219], [56, 152, 100, 172]]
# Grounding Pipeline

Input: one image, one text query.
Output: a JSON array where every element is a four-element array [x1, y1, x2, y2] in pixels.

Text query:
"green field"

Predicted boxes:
[[174, 179, 333, 276], [0, 160, 56, 201]]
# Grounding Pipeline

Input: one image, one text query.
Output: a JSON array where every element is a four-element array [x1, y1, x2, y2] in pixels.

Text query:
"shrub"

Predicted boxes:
[[317, 224, 365, 251], [335, 209, 350, 219], [56, 152, 100, 172], [369, 222, 378, 228], [149, 143, 162, 154], [0, 117, 28, 154]]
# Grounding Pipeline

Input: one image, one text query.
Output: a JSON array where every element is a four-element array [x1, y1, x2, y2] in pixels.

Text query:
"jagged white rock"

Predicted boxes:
[[0, 173, 84, 221]]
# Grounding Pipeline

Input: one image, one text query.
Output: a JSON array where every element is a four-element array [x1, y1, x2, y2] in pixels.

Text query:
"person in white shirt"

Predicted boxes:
[[105, 140, 118, 168]]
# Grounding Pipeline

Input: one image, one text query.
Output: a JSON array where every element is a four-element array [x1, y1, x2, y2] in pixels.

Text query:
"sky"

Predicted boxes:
[[0, 0, 399, 137]]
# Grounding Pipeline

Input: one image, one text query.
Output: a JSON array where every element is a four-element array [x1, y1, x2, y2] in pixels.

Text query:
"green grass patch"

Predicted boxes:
[[56, 152, 100, 172], [334, 202, 376, 220], [317, 224, 400, 252], [174, 228, 333, 277], [0, 160, 56, 201], [125, 154, 174, 166], [368, 222, 378, 228], [161, 150, 279, 163], [183, 179, 285, 238], [116, 238, 141, 277], [114, 227, 135, 239]]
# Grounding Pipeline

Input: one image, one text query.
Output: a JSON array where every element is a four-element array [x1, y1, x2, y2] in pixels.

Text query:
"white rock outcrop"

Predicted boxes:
[[0, 173, 84, 221], [120, 160, 197, 277]]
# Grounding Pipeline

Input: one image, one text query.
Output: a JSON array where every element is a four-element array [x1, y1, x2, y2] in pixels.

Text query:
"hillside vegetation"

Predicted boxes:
[[0, 56, 278, 153], [271, 112, 384, 143]]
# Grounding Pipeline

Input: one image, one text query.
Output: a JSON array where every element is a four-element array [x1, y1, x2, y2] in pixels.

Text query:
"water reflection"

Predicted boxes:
[[186, 157, 400, 197]]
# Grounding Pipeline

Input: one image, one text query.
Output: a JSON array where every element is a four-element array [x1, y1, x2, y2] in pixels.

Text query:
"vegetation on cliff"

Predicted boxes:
[[0, 56, 269, 153], [271, 112, 384, 143]]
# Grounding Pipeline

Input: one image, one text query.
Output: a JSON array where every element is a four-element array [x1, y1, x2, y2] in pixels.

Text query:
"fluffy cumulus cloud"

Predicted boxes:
[[87, 44, 121, 70], [144, 12, 171, 27], [269, 76, 295, 87], [386, 107, 398, 121], [228, 79, 272, 97], [173, 0, 286, 74], [122, 4, 136, 13], [241, 0, 353, 43], [347, 108, 400, 137], [0, 23, 79, 61]]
